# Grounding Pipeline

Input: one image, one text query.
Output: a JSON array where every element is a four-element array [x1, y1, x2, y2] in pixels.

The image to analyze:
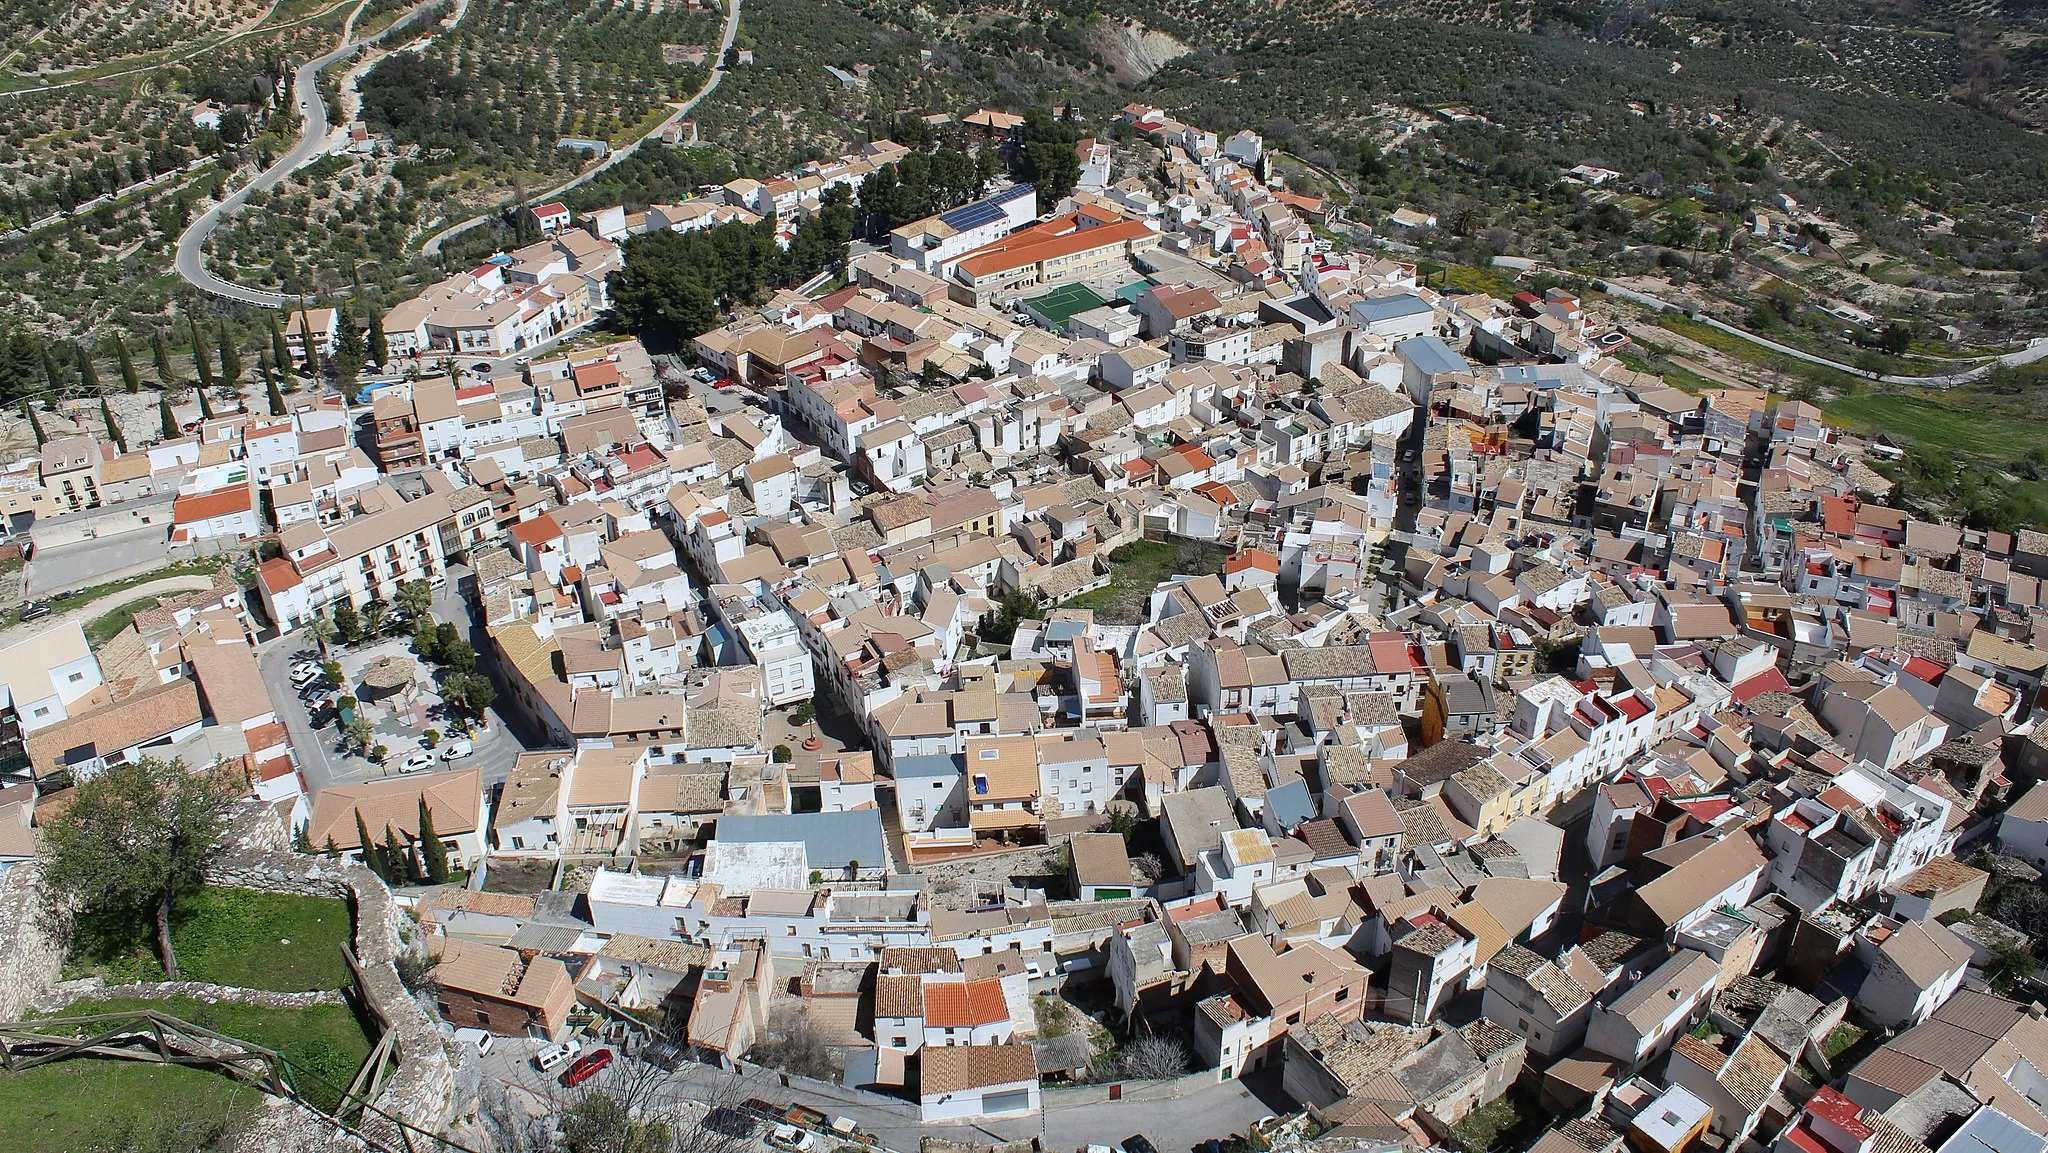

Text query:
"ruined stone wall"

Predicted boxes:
[[0, 862, 67, 1022]]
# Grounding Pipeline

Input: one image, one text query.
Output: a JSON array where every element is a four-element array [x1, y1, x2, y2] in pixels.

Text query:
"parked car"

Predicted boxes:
[[1122, 1138, 1160, 1153], [17, 600, 50, 623], [440, 737, 474, 761], [533, 1038, 582, 1072], [769, 1125, 817, 1151], [290, 665, 322, 688], [470, 362, 493, 375], [560, 1048, 612, 1087], [453, 1027, 493, 1056], [399, 752, 436, 774]]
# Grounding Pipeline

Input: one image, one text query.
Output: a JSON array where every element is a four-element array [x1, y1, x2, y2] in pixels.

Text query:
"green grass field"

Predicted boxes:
[[82, 596, 161, 646], [1061, 539, 1232, 624], [1822, 391, 2048, 459], [0, 995, 376, 1148], [66, 887, 353, 993], [0, 1057, 258, 1153]]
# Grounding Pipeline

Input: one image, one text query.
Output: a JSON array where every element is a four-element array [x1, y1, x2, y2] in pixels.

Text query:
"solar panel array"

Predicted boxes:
[[937, 183, 1035, 231]]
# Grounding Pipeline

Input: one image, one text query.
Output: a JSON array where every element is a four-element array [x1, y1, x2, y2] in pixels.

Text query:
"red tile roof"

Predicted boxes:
[[173, 486, 253, 523], [922, 978, 1009, 1028]]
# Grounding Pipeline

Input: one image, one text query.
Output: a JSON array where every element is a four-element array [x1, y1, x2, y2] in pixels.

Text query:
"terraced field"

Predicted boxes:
[[358, 0, 723, 206]]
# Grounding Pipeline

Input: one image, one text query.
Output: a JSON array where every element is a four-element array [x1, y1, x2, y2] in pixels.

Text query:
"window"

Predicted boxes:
[[68, 672, 83, 683], [979, 748, 1000, 760], [1334, 988, 1349, 1003]]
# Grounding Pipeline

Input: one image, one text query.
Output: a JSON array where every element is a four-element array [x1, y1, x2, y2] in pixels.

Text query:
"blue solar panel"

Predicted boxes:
[[940, 198, 1004, 231], [937, 183, 1035, 231]]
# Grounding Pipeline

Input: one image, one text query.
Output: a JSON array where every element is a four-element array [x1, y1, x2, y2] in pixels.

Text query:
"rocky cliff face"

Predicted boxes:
[[1087, 19, 1191, 84]]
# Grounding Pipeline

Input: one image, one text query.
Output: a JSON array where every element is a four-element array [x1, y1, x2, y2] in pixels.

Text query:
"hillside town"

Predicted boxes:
[[7, 106, 2048, 1153]]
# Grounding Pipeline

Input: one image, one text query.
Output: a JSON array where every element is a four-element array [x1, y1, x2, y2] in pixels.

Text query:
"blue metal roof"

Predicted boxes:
[[894, 753, 964, 779], [1350, 293, 1433, 324], [939, 183, 1034, 232], [1266, 779, 1316, 831], [1396, 335, 1468, 378], [718, 811, 886, 872]]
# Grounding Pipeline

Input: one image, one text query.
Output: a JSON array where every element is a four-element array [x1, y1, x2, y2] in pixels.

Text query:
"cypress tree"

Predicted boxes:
[[292, 823, 314, 853], [382, 824, 408, 885], [196, 382, 215, 420], [41, 345, 65, 394], [418, 796, 449, 884], [151, 328, 173, 382], [218, 324, 242, 387], [22, 401, 45, 446], [265, 355, 286, 416], [322, 835, 339, 859], [113, 334, 139, 393], [335, 303, 365, 387], [269, 316, 292, 377], [188, 315, 214, 392], [158, 394, 178, 438], [353, 808, 376, 872], [73, 342, 99, 395], [100, 396, 125, 452], [297, 309, 321, 376], [367, 307, 388, 368]]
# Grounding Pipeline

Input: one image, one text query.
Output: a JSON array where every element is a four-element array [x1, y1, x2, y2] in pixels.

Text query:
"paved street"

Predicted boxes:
[[476, 1037, 1284, 1153], [25, 531, 175, 596]]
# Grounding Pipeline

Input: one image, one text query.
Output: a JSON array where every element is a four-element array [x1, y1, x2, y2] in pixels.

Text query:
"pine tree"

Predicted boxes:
[[418, 796, 449, 884], [100, 396, 126, 452], [322, 835, 339, 859], [73, 342, 100, 395], [382, 824, 408, 885], [367, 306, 388, 368], [151, 328, 173, 383], [217, 325, 242, 387], [22, 401, 45, 446], [292, 823, 314, 853], [188, 315, 214, 392], [158, 394, 178, 438], [354, 808, 376, 873], [113, 334, 139, 393], [269, 316, 292, 379]]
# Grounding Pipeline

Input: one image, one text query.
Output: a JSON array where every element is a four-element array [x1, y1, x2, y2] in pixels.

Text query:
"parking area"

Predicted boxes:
[[260, 576, 528, 793]]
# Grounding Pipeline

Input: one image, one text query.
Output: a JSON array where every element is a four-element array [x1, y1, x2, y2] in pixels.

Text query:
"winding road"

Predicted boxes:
[[419, 0, 744, 257], [173, 0, 443, 308], [1596, 279, 2048, 387]]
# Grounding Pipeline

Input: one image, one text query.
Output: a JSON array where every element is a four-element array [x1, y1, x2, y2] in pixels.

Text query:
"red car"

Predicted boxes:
[[560, 1048, 612, 1087]]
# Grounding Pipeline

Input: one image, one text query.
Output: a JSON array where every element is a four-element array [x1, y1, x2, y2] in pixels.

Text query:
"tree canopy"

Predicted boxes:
[[40, 757, 229, 979]]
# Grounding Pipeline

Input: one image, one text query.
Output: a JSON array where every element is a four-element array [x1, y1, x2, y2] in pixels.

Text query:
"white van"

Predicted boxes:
[[454, 1027, 493, 1056], [534, 1037, 582, 1072]]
